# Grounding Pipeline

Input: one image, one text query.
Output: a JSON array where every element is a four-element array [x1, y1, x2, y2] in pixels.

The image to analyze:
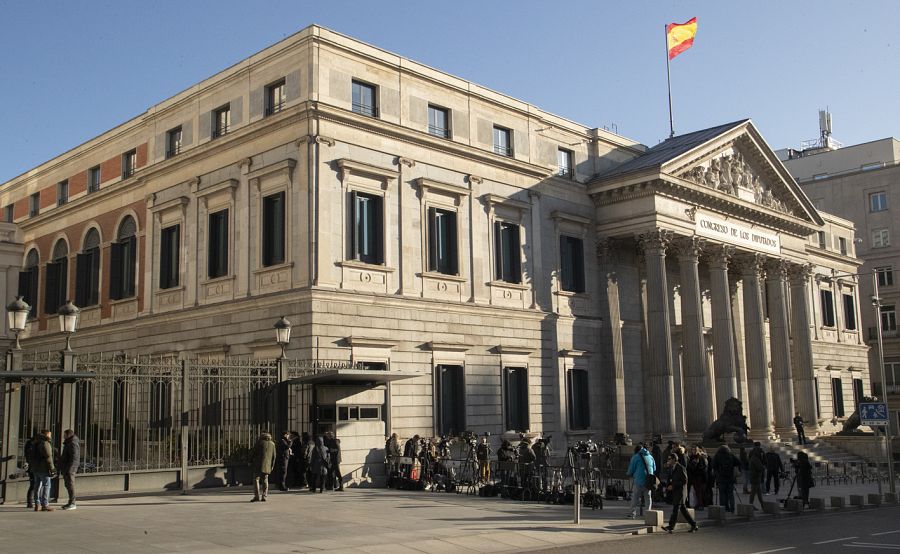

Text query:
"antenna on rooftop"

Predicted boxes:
[[819, 108, 833, 147]]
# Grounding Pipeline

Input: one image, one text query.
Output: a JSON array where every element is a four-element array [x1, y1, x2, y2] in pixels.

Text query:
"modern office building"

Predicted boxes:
[[0, 26, 870, 487]]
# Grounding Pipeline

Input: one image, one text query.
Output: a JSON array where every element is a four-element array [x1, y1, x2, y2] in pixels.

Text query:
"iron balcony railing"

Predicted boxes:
[[557, 167, 572, 178], [493, 144, 512, 157], [212, 125, 229, 138], [165, 147, 181, 159], [352, 102, 378, 118], [428, 125, 450, 139], [265, 103, 284, 117]]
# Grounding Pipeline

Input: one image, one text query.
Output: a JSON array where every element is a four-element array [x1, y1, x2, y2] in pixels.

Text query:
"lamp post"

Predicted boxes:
[[274, 316, 292, 360], [6, 296, 31, 350], [57, 300, 80, 351]]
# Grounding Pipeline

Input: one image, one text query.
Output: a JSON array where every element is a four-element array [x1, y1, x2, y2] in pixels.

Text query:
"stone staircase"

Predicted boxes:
[[769, 439, 869, 465]]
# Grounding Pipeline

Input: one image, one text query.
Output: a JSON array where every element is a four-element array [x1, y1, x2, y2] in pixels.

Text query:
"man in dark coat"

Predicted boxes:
[[793, 412, 807, 445], [276, 432, 293, 491], [764, 446, 784, 494], [711, 445, 740, 513], [310, 437, 330, 493], [59, 429, 81, 510], [31, 430, 55, 511], [23, 433, 40, 509], [324, 431, 343, 491], [661, 453, 699, 533], [796, 451, 814, 507], [251, 432, 276, 502]]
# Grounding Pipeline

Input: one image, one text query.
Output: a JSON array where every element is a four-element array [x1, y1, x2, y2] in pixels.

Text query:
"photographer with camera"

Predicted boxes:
[[626, 443, 657, 519], [795, 451, 813, 508], [476, 434, 492, 483], [532, 436, 551, 490], [711, 444, 741, 513]]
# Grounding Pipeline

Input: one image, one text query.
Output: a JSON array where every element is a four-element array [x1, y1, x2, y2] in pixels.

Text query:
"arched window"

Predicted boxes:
[[76, 228, 101, 307], [18, 249, 40, 318], [110, 216, 137, 300], [44, 239, 68, 314]]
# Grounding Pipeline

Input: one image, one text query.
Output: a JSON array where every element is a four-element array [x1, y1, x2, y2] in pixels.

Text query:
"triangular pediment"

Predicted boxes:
[[661, 121, 822, 225]]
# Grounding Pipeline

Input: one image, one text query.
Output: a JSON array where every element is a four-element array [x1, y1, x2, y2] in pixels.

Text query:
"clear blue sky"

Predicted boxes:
[[1, 0, 897, 183]]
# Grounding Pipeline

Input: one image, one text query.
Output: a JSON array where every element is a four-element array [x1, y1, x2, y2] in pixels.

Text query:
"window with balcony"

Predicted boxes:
[[436, 365, 465, 436], [427, 207, 457, 275], [44, 239, 68, 315], [208, 209, 229, 279], [493, 126, 512, 156], [877, 266, 895, 287], [873, 228, 890, 248], [122, 149, 136, 179], [57, 180, 68, 206], [350, 191, 383, 265], [504, 366, 529, 432], [265, 80, 286, 116], [159, 225, 180, 289], [213, 105, 231, 138], [817, 231, 826, 248], [165, 127, 182, 159], [76, 229, 101, 307], [262, 192, 285, 267], [820, 289, 835, 327], [557, 148, 574, 178], [88, 166, 101, 193], [870, 191, 888, 212], [427, 104, 450, 138], [843, 293, 857, 330], [4, 204, 13, 223], [494, 221, 521, 283], [559, 235, 585, 293], [110, 216, 137, 300], [567, 368, 590, 430], [29, 193, 39, 217], [351, 80, 377, 117]]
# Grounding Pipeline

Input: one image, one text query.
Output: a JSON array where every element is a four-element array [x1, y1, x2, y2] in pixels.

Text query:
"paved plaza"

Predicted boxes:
[[0, 480, 895, 553]]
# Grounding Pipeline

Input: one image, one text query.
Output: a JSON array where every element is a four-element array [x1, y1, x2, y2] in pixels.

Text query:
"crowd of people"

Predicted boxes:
[[626, 439, 815, 533], [22, 429, 80, 512], [249, 430, 344, 502]]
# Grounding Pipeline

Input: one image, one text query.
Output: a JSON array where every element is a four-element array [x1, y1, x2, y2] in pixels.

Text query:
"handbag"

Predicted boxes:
[[642, 454, 660, 491]]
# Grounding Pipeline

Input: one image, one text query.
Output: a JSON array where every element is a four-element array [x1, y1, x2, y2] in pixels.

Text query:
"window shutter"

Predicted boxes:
[[58, 260, 68, 310], [494, 221, 502, 280], [44, 262, 59, 314], [373, 195, 383, 264], [448, 212, 458, 275], [110, 242, 123, 300], [350, 191, 358, 260], [17, 270, 28, 299], [510, 225, 521, 283], [75, 253, 88, 307], [90, 249, 100, 305], [125, 236, 136, 297], [427, 207, 437, 271], [171, 228, 180, 287]]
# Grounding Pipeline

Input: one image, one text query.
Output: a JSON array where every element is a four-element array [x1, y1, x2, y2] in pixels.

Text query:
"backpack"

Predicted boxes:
[[642, 453, 660, 491]]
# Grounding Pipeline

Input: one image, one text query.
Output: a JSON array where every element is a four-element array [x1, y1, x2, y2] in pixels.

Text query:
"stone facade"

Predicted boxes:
[[0, 26, 870, 478]]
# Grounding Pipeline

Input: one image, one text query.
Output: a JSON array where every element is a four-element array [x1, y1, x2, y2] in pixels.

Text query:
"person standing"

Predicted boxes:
[[276, 431, 293, 491], [31, 430, 55, 512], [793, 412, 807, 445], [23, 433, 40, 509], [748, 450, 765, 509], [310, 436, 330, 493], [686, 446, 708, 510], [661, 453, 699, 533], [796, 451, 813, 508], [764, 446, 784, 495], [475, 435, 491, 484], [250, 432, 275, 502], [626, 443, 656, 519], [324, 432, 344, 491], [59, 430, 80, 510], [712, 445, 740, 513]]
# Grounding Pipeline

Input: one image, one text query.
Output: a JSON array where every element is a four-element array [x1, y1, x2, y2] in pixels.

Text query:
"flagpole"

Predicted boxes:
[[665, 24, 675, 139]]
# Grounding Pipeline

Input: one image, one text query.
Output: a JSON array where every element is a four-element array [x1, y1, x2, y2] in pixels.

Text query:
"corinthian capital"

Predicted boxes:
[[788, 262, 814, 285], [733, 253, 767, 277], [704, 243, 735, 269], [764, 258, 790, 281], [672, 236, 705, 259], [637, 228, 673, 253], [596, 235, 619, 264]]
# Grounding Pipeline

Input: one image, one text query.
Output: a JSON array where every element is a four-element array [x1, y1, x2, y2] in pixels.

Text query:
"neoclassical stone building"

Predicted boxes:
[[0, 26, 869, 474]]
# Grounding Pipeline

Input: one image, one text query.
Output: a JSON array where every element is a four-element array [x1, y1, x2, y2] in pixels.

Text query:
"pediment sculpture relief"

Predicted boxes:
[[682, 151, 793, 215]]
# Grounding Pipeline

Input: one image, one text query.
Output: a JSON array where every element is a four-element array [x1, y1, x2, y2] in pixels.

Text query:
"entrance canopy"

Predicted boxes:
[[288, 369, 422, 386]]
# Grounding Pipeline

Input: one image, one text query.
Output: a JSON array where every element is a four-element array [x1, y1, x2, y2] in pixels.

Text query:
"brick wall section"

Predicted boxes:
[[100, 155, 121, 184], [39, 184, 56, 210], [14, 198, 27, 220], [69, 171, 87, 196], [136, 143, 148, 168]]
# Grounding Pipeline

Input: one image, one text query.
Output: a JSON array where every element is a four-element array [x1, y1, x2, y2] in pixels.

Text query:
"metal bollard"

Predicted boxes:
[[574, 483, 582, 524]]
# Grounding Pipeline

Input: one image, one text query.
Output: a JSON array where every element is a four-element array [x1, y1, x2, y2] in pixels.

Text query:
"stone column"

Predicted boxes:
[[598, 237, 627, 436], [737, 254, 774, 438], [766, 259, 795, 434], [707, 245, 739, 407], [789, 263, 819, 436], [638, 229, 676, 437], [674, 236, 714, 435]]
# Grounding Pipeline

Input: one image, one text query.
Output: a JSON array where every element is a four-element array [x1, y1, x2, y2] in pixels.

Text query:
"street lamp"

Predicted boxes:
[[57, 300, 80, 351], [6, 296, 31, 350], [274, 316, 292, 359]]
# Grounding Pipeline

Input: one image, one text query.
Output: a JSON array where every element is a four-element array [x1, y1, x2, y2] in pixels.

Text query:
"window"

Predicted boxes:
[[839, 237, 848, 255], [110, 216, 137, 300], [149, 381, 172, 433], [337, 405, 381, 423], [350, 191, 383, 264], [122, 150, 136, 179], [265, 80, 286, 116], [436, 365, 465, 436], [843, 293, 857, 330], [557, 148, 574, 178], [493, 126, 512, 156], [831, 378, 845, 418], [201, 381, 222, 427], [44, 240, 68, 315], [57, 180, 68, 206], [213, 105, 231, 138], [853, 378, 864, 408], [159, 225, 180, 289], [820, 289, 835, 327], [18, 249, 40, 318], [165, 127, 182, 159], [494, 221, 521, 283], [814, 377, 821, 418], [817, 231, 826, 248], [873, 228, 890, 248], [75, 229, 101, 307], [4, 205, 13, 223], [88, 166, 101, 193], [358, 361, 387, 371], [882, 304, 898, 333], [29, 193, 39, 217], [427, 104, 450, 138], [427, 207, 457, 275], [876, 266, 895, 287], [870, 191, 888, 212], [208, 209, 229, 279], [559, 235, 585, 293], [351, 80, 377, 117], [567, 368, 590, 430], [262, 192, 285, 267], [504, 367, 529, 432]]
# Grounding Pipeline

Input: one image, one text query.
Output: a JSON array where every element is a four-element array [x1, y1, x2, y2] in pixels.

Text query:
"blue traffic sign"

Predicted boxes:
[[859, 402, 890, 426]]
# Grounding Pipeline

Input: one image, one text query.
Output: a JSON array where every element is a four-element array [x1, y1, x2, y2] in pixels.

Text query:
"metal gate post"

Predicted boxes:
[[180, 359, 189, 495], [0, 350, 23, 504]]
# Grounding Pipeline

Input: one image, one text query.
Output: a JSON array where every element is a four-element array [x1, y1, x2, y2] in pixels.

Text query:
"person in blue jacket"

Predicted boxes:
[[626, 443, 657, 519]]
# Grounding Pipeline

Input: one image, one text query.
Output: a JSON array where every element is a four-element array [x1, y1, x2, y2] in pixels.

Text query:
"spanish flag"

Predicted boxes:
[[666, 17, 697, 60]]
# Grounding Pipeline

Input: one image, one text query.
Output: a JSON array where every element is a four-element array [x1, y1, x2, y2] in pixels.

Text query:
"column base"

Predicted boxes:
[[749, 429, 777, 442]]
